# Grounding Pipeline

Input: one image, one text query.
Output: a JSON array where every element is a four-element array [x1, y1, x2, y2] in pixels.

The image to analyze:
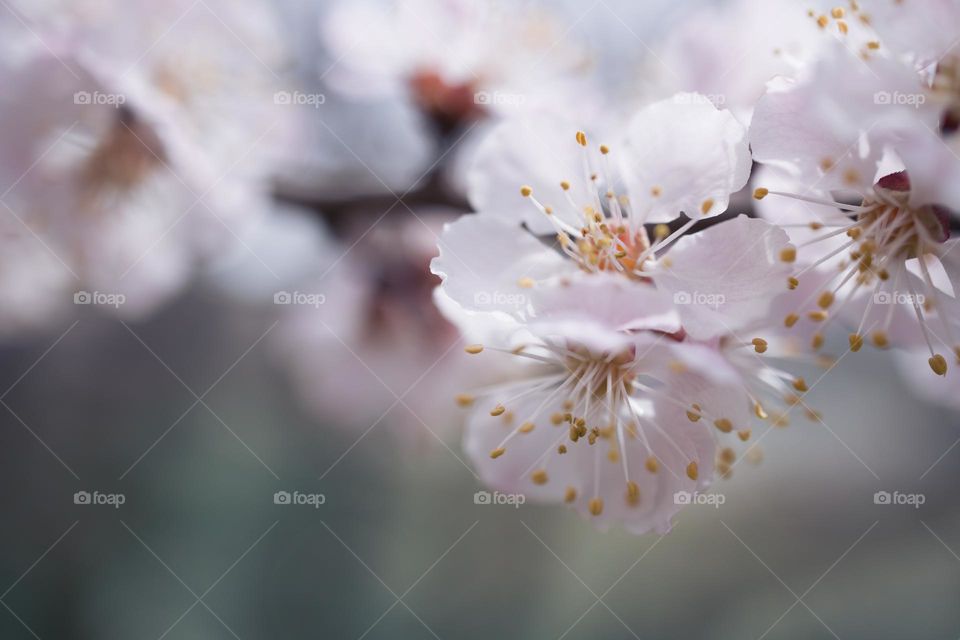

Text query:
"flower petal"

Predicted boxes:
[[651, 215, 793, 339], [620, 94, 751, 222]]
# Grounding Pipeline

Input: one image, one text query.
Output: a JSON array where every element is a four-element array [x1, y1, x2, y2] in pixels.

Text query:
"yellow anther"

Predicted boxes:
[[651, 186, 662, 197], [607, 449, 619, 463], [929, 354, 948, 376], [817, 14, 829, 28], [575, 131, 587, 146], [871, 331, 889, 348], [720, 447, 736, 464], [654, 223, 670, 240], [490, 405, 506, 417], [785, 313, 799, 328], [818, 291, 835, 309], [520, 185, 533, 197], [788, 277, 799, 290], [811, 333, 824, 350], [557, 444, 567, 454], [779, 247, 797, 263], [599, 144, 610, 155], [753, 188, 769, 200], [564, 486, 577, 503], [754, 402, 768, 419], [626, 481, 641, 506], [645, 456, 659, 473], [518, 421, 535, 434], [808, 310, 828, 322], [465, 344, 484, 354], [837, 20, 848, 34], [686, 461, 699, 481], [489, 447, 506, 459], [700, 199, 715, 215], [737, 429, 752, 442], [686, 403, 702, 422], [831, 7, 845, 18], [550, 412, 564, 425], [714, 418, 733, 433], [792, 377, 808, 393], [867, 41, 880, 50], [560, 180, 570, 191], [588, 497, 604, 515], [752, 338, 768, 354], [517, 277, 535, 289], [455, 393, 475, 407], [531, 469, 549, 485], [849, 333, 864, 352]]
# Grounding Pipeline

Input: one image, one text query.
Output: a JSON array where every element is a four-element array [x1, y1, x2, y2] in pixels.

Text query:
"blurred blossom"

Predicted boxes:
[[0, 0, 289, 322], [274, 210, 482, 442], [650, 0, 827, 123], [321, 0, 596, 196]]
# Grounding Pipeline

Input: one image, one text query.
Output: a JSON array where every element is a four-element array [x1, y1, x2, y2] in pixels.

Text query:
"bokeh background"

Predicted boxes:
[[1, 0, 959, 638]]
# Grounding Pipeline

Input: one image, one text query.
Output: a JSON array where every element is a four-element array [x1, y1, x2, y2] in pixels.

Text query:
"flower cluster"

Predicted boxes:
[[3, 0, 959, 538], [430, 0, 960, 534]]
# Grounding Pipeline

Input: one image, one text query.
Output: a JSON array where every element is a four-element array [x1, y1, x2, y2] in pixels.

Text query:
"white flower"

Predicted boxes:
[[750, 44, 960, 376], [452, 274, 761, 534], [433, 95, 792, 340]]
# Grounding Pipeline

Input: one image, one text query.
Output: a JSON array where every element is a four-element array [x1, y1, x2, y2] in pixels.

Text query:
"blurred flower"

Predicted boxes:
[[322, 0, 590, 130], [0, 0, 287, 321], [275, 210, 480, 443]]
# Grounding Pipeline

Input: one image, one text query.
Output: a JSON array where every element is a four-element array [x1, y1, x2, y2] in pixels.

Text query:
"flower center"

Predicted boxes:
[[79, 107, 163, 205]]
